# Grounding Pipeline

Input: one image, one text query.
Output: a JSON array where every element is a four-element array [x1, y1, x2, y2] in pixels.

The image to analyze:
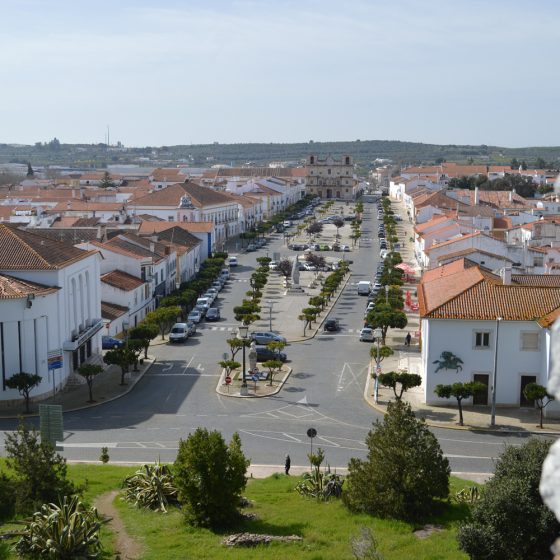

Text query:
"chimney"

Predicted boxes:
[[474, 186, 479, 206], [150, 234, 158, 243], [509, 190, 513, 202], [501, 266, 512, 285], [149, 242, 155, 253]]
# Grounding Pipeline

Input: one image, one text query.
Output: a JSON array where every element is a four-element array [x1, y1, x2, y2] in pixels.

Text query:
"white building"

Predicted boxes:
[[0, 224, 102, 404], [418, 259, 560, 416]]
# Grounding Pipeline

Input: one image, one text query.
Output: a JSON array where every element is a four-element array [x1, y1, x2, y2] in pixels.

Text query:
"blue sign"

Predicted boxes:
[[48, 350, 63, 371], [251, 373, 259, 382]]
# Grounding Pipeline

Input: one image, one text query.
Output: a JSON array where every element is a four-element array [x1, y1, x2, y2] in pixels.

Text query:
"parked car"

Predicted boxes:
[[283, 220, 292, 227], [187, 310, 203, 324], [303, 262, 317, 271], [340, 245, 350, 252], [246, 243, 257, 252], [364, 302, 375, 316], [269, 261, 279, 270], [205, 307, 221, 321], [220, 268, 230, 280], [211, 280, 223, 291], [251, 331, 287, 345], [102, 336, 124, 349], [324, 318, 340, 332], [205, 288, 219, 300], [320, 244, 331, 251], [196, 297, 211, 311], [228, 256, 238, 267], [169, 323, 189, 343], [359, 327, 375, 342], [256, 345, 287, 362], [289, 243, 309, 251]]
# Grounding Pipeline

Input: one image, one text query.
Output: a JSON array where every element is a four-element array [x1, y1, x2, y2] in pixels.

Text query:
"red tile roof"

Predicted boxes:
[[0, 224, 96, 270], [101, 301, 128, 321], [0, 273, 59, 299], [419, 259, 560, 322], [101, 270, 145, 291]]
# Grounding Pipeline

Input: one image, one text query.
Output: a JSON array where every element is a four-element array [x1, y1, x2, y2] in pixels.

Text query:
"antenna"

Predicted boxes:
[[107, 125, 110, 147]]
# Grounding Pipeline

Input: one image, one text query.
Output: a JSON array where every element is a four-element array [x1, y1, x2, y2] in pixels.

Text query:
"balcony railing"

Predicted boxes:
[[63, 319, 104, 351]]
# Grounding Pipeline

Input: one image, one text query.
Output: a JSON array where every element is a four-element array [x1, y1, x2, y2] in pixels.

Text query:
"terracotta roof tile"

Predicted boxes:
[[101, 270, 145, 291], [137, 221, 214, 234], [0, 224, 96, 270], [101, 301, 128, 321], [0, 273, 59, 299], [420, 260, 560, 322]]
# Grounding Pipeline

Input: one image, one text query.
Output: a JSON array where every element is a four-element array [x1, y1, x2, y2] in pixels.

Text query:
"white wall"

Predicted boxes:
[[423, 318, 548, 407]]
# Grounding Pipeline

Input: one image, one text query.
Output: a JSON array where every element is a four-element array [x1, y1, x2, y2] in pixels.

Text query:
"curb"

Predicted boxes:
[[287, 272, 352, 343], [0, 358, 155, 419], [216, 365, 292, 398], [363, 373, 560, 436]]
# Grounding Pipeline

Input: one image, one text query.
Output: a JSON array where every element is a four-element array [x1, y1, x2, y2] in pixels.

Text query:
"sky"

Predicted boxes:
[[1, 0, 559, 147]]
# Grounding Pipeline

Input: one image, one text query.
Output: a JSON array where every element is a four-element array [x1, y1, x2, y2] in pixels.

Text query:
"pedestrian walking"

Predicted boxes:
[[285, 454, 291, 475], [405, 332, 412, 346]]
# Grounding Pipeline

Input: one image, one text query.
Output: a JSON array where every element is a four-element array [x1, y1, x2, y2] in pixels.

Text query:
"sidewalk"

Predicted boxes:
[[364, 198, 560, 434], [0, 357, 154, 419]]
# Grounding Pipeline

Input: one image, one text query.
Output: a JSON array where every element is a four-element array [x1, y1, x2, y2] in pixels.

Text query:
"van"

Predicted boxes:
[[169, 323, 188, 343], [357, 281, 372, 296], [228, 256, 238, 267], [195, 297, 211, 313]]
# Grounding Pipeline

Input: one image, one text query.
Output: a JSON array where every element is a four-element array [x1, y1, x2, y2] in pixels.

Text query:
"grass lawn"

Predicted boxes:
[[0, 462, 477, 559]]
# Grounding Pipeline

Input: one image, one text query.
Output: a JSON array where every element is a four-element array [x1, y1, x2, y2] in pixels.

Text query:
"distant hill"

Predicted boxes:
[[1, 139, 559, 169]]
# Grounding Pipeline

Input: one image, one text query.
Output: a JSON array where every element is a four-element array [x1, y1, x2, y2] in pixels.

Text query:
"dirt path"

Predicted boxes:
[[95, 490, 144, 560]]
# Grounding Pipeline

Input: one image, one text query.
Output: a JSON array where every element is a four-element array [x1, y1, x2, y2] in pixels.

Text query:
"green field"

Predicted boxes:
[[0, 463, 477, 559]]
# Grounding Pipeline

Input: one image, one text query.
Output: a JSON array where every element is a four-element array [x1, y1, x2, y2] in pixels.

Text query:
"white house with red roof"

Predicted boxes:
[[0, 225, 102, 405], [418, 259, 560, 415]]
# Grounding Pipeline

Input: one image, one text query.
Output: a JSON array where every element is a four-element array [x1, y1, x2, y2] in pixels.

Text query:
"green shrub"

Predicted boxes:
[[457, 438, 559, 560], [344, 400, 450, 521], [123, 461, 178, 513], [0, 471, 15, 521], [174, 429, 249, 528], [14, 496, 106, 559], [5, 422, 76, 515]]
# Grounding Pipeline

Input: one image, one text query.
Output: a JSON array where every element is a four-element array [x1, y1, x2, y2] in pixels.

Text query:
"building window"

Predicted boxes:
[[328, 169, 331, 175], [474, 331, 490, 349], [521, 332, 539, 351]]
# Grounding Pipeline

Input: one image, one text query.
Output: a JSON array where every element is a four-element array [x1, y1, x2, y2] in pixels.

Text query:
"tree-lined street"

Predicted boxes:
[[0, 201, 550, 477]]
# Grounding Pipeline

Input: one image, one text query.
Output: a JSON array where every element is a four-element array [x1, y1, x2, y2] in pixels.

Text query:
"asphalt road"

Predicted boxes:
[[0, 203, 553, 475]]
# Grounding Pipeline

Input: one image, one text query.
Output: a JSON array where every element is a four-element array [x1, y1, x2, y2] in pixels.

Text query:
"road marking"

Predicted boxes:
[[282, 433, 302, 442], [145, 373, 220, 377], [318, 436, 340, 447]]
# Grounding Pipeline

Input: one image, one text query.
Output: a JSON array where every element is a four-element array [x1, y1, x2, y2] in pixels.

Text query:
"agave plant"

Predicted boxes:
[[455, 486, 481, 504], [14, 495, 106, 559], [296, 448, 344, 501], [123, 461, 178, 512]]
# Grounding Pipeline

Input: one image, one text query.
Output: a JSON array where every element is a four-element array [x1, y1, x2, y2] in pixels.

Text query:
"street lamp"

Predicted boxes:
[[385, 285, 389, 305], [238, 325, 249, 395], [266, 300, 274, 331], [490, 317, 502, 426], [122, 319, 130, 346], [373, 327, 382, 404]]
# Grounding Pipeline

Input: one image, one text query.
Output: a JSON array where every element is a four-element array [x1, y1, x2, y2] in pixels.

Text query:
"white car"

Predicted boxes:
[[364, 302, 375, 316], [340, 245, 350, 252], [228, 256, 238, 267], [269, 261, 279, 270], [187, 310, 203, 324], [359, 327, 375, 342], [380, 249, 389, 259]]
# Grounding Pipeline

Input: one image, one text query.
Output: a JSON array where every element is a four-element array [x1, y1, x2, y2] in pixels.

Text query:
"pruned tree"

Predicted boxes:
[[266, 340, 286, 359], [219, 360, 241, 378], [145, 306, 181, 340], [77, 363, 103, 402], [378, 371, 421, 400], [278, 258, 293, 279], [366, 304, 407, 344], [298, 308, 317, 335], [434, 382, 487, 426], [332, 217, 345, 238], [523, 382, 555, 429], [129, 323, 159, 358], [6, 373, 42, 413], [103, 346, 138, 385], [226, 337, 248, 360], [262, 359, 283, 386], [369, 345, 394, 364]]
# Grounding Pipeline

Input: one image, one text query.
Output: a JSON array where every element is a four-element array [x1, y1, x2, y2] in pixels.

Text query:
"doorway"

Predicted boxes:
[[326, 189, 332, 199], [520, 375, 537, 407], [473, 374, 489, 405]]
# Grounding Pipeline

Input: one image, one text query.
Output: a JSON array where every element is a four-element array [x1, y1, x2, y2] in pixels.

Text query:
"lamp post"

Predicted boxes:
[[266, 300, 273, 331], [373, 327, 382, 404], [490, 317, 502, 426], [238, 325, 249, 395], [122, 319, 130, 347], [385, 285, 389, 305]]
